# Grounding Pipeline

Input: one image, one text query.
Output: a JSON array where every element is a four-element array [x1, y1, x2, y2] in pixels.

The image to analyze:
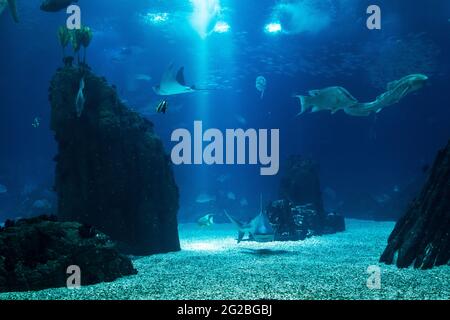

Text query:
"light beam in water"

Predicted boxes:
[[265, 22, 282, 34], [190, 0, 222, 38], [213, 21, 230, 33], [142, 12, 169, 25]]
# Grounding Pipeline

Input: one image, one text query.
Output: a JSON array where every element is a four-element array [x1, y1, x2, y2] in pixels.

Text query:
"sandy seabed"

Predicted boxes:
[[1, 219, 449, 300]]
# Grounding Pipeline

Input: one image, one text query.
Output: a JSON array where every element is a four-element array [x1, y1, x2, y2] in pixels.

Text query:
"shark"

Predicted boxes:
[[344, 74, 429, 116], [224, 202, 275, 243], [153, 64, 198, 96], [0, 0, 19, 23]]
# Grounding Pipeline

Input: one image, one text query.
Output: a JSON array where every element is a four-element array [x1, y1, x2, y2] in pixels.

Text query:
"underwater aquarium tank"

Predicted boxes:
[[0, 0, 449, 307]]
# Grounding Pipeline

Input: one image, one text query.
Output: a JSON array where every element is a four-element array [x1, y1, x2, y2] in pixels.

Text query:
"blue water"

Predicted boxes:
[[0, 0, 449, 222]]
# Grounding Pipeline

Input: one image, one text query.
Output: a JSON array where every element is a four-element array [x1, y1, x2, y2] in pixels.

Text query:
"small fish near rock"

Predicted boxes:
[[156, 100, 169, 114], [75, 77, 85, 117]]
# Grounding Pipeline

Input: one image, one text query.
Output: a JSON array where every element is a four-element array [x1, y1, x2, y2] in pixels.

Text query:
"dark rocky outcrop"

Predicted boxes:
[[279, 156, 325, 214], [49, 66, 180, 255], [380, 141, 450, 269], [268, 156, 345, 241], [0, 215, 137, 292]]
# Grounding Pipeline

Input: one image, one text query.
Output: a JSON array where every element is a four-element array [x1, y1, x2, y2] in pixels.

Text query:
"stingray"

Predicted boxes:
[[225, 209, 275, 243], [225, 196, 275, 244], [153, 64, 198, 96], [0, 0, 19, 23]]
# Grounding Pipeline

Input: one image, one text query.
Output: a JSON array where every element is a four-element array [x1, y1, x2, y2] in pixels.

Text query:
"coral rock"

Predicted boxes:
[[267, 200, 345, 241], [49, 66, 180, 255], [380, 140, 450, 269], [0, 215, 136, 292]]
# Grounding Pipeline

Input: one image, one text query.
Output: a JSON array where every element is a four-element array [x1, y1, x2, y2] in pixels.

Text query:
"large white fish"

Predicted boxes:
[[153, 64, 197, 96], [0, 0, 19, 23], [294, 86, 359, 115]]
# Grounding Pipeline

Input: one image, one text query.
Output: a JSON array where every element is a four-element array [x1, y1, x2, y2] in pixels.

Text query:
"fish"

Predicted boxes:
[[107, 47, 138, 63], [0, 0, 19, 23], [345, 74, 428, 116], [0, 184, 7, 194], [134, 74, 152, 82], [126, 74, 153, 92], [156, 100, 168, 114], [294, 86, 359, 115], [227, 192, 236, 201], [75, 77, 85, 118], [374, 194, 391, 204], [197, 214, 214, 227], [224, 210, 274, 243], [235, 114, 247, 125], [195, 193, 216, 204], [216, 174, 230, 183], [32, 117, 41, 128], [32, 199, 51, 210], [240, 197, 249, 207], [40, 0, 77, 12], [153, 64, 197, 96]]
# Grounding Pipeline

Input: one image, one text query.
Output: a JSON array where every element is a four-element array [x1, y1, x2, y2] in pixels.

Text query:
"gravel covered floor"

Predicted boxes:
[[1, 219, 449, 300]]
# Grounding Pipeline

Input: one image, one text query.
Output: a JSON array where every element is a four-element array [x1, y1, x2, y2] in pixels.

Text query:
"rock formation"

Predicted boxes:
[[279, 156, 325, 214], [268, 156, 345, 240], [380, 141, 450, 269], [49, 66, 180, 255], [0, 215, 137, 292], [267, 200, 345, 241]]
